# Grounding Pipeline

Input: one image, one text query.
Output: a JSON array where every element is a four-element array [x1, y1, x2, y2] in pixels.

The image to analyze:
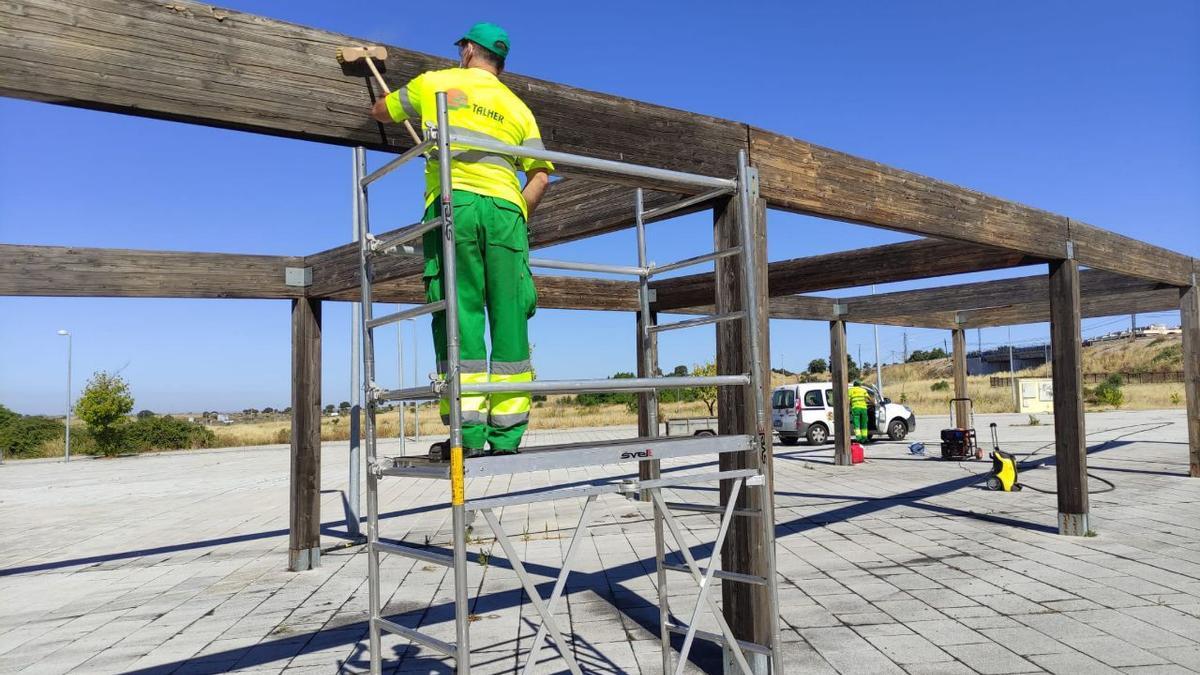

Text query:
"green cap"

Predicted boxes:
[[456, 22, 510, 59]]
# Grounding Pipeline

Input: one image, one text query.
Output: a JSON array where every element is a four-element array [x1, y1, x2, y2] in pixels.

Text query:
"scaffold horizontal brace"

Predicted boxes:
[[382, 434, 756, 480]]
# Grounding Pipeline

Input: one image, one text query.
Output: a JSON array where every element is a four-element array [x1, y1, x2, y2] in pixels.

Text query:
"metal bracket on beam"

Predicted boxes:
[[284, 266, 312, 287], [954, 311, 967, 326], [647, 288, 657, 303], [746, 166, 760, 202], [1065, 240, 1075, 260], [833, 303, 847, 317]]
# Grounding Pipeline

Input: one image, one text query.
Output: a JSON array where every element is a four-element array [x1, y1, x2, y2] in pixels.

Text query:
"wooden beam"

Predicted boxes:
[[0, 244, 304, 299], [956, 288, 1182, 329], [840, 269, 1166, 324], [0, 0, 744, 183], [1048, 260, 1088, 536], [1181, 280, 1199, 478], [1069, 219, 1193, 287], [829, 319, 852, 466], [4, 0, 1192, 285], [714, 196, 773, 659], [750, 128, 1073, 259], [951, 328, 969, 428], [289, 298, 321, 571], [651, 239, 1043, 312], [318, 273, 639, 312]]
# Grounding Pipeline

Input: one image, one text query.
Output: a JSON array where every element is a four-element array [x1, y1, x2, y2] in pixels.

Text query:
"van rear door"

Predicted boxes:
[[771, 388, 796, 431]]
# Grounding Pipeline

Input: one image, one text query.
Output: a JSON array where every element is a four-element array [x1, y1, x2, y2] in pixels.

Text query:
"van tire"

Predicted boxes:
[[887, 419, 908, 441], [694, 429, 716, 437], [780, 434, 800, 446], [806, 423, 829, 446]]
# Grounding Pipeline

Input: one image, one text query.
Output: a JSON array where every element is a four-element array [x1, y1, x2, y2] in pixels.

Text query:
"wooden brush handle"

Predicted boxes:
[[364, 57, 422, 146]]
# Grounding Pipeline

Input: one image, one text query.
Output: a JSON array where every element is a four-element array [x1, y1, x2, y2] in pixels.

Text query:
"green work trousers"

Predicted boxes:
[[851, 407, 869, 442], [423, 191, 537, 451]]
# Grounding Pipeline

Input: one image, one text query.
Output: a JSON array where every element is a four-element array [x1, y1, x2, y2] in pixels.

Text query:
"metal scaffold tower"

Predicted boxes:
[[353, 91, 782, 674]]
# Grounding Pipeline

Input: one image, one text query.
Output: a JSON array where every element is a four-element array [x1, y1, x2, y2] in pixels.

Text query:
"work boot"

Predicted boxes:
[[428, 441, 484, 462]]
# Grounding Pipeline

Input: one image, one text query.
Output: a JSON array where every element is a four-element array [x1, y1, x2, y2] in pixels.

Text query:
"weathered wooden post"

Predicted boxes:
[[290, 298, 322, 570], [1048, 258, 1088, 535], [714, 195, 773, 672], [830, 319, 852, 465], [1181, 271, 1199, 477], [952, 326, 969, 426]]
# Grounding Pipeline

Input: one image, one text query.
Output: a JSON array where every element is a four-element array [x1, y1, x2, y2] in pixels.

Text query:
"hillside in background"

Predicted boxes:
[[773, 334, 1186, 415]]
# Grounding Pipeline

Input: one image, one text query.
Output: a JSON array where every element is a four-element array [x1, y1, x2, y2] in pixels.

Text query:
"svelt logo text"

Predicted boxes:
[[620, 449, 653, 460]]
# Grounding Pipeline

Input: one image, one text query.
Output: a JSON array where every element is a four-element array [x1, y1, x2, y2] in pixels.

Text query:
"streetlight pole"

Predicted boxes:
[[872, 285, 883, 397], [57, 330, 71, 462]]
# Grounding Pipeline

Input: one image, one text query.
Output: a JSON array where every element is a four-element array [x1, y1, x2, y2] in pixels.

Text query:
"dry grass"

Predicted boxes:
[[28, 336, 1179, 456], [208, 397, 718, 447]]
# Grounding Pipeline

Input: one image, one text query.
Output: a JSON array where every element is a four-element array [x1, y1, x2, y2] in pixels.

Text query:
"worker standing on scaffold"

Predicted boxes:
[[371, 23, 553, 457], [849, 380, 870, 443]]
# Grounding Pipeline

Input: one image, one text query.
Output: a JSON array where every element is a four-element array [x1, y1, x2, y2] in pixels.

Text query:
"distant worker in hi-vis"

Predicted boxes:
[[848, 380, 870, 443], [371, 22, 553, 456]]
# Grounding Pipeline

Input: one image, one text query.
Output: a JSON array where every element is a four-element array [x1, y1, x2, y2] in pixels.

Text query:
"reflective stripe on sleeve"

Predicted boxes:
[[397, 87, 419, 120]]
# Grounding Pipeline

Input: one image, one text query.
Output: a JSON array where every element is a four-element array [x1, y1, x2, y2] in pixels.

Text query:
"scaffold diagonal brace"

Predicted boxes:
[[520, 495, 599, 675], [480, 508, 584, 675], [651, 486, 756, 675]]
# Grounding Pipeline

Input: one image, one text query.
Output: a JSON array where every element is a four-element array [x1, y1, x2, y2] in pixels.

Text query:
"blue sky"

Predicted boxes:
[[2, 1, 1197, 414]]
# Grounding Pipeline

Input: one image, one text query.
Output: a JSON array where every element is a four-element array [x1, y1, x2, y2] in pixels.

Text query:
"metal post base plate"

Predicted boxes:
[[724, 647, 770, 675], [1058, 512, 1090, 537], [288, 546, 321, 571]]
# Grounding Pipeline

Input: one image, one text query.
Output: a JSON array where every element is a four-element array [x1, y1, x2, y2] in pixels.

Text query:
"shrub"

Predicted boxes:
[[930, 380, 950, 392], [75, 371, 134, 457], [1152, 345, 1182, 366], [124, 416, 216, 452], [274, 427, 291, 444], [0, 414, 64, 458], [1170, 392, 1181, 406], [1091, 374, 1125, 408]]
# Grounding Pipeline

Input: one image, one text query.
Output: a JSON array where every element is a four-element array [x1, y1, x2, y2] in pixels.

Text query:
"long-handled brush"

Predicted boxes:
[[336, 45, 422, 145]]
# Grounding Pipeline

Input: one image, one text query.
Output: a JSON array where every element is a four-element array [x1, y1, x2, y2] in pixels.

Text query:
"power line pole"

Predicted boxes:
[[903, 331, 909, 363], [1130, 313, 1137, 343]]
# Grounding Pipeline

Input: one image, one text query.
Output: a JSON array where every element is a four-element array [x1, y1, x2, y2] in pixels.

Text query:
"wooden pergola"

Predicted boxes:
[[3, 0, 1197, 653]]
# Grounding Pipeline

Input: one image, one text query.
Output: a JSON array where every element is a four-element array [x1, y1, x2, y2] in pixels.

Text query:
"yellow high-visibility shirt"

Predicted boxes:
[[848, 386, 870, 410], [385, 67, 553, 219]]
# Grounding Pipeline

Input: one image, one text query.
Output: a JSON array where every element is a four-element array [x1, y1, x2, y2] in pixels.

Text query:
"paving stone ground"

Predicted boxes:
[[2, 409, 1198, 674]]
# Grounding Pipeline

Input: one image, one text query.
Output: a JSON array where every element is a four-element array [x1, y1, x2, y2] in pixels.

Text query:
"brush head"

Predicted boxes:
[[336, 45, 387, 64]]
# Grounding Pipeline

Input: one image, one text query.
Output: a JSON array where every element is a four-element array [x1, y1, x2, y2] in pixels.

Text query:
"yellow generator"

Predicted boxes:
[[985, 423, 1021, 491]]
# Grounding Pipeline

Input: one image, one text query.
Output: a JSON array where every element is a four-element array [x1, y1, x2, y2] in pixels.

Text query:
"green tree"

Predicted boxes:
[[693, 362, 718, 416], [907, 347, 948, 363], [75, 371, 134, 456], [807, 358, 827, 374], [136, 409, 156, 419], [671, 364, 688, 377]]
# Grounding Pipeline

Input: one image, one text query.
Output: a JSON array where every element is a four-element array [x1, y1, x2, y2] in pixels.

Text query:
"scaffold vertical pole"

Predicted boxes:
[[355, 145, 383, 675], [635, 188, 672, 673], [435, 91, 471, 673], [348, 148, 363, 542]]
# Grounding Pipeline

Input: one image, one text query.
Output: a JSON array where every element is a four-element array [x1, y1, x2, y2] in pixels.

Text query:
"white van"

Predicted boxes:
[[771, 383, 915, 446]]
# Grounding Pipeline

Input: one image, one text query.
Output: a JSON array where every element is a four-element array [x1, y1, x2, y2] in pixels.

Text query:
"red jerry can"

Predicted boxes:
[[850, 442, 865, 464]]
